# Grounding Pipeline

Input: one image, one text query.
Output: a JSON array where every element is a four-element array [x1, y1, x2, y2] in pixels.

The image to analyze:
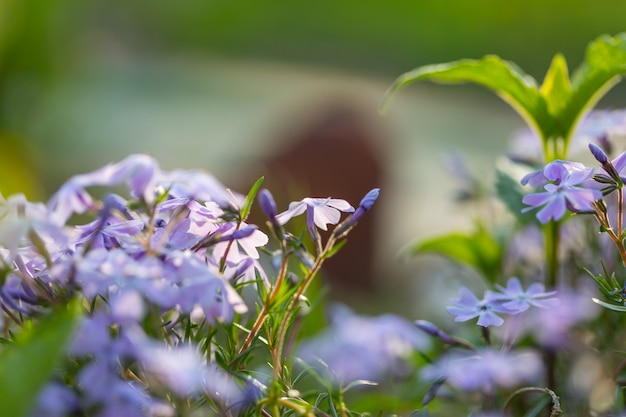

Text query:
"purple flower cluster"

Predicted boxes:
[[0, 154, 370, 416], [447, 277, 558, 327], [521, 160, 601, 223], [296, 305, 430, 385], [421, 348, 543, 392]]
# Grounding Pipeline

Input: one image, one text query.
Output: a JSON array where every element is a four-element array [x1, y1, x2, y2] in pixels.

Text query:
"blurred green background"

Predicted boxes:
[[2, 0, 625, 314]]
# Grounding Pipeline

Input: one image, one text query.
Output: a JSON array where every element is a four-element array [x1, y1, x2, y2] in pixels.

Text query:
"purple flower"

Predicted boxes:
[[421, 348, 543, 392], [31, 383, 79, 417], [48, 154, 159, 224], [526, 288, 600, 348], [521, 160, 601, 223], [159, 169, 242, 210], [447, 287, 512, 327], [296, 305, 430, 385], [489, 277, 559, 314], [276, 197, 354, 231]]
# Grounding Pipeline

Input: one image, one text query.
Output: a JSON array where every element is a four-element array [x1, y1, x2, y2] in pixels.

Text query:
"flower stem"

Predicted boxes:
[[545, 221, 560, 289], [237, 254, 288, 356], [504, 386, 562, 417], [544, 221, 560, 390]]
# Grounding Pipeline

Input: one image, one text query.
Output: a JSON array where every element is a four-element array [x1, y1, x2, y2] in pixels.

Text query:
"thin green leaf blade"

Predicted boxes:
[[0, 300, 80, 417], [381, 56, 553, 141], [240, 176, 264, 222], [592, 297, 626, 312]]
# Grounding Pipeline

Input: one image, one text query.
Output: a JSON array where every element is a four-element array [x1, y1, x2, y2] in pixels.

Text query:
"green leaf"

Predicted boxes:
[[404, 226, 502, 281], [495, 169, 535, 224], [592, 297, 626, 312], [561, 34, 626, 145], [240, 176, 264, 222], [540, 54, 572, 116], [381, 55, 553, 142], [343, 379, 378, 393], [0, 299, 80, 417]]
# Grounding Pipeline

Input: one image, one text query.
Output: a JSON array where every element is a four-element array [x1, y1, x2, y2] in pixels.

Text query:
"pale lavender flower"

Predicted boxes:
[[296, 305, 430, 385], [489, 277, 559, 314], [522, 160, 601, 223], [0, 193, 72, 260], [165, 251, 248, 323], [276, 197, 354, 231], [211, 223, 268, 262], [526, 288, 600, 348], [139, 344, 208, 397], [159, 169, 242, 210], [31, 383, 79, 417], [447, 287, 512, 327], [421, 348, 543, 392], [48, 154, 159, 224]]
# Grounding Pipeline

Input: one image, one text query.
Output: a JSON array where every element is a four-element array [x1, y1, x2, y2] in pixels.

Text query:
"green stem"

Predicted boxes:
[[237, 254, 288, 357], [545, 220, 560, 289], [544, 220, 560, 390]]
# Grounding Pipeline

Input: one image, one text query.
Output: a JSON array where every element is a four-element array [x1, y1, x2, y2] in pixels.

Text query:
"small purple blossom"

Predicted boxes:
[[421, 348, 543, 392], [521, 160, 601, 223], [447, 287, 512, 327], [490, 277, 559, 314], [276, 197, 354, 231], [296, 305, 430, 385]]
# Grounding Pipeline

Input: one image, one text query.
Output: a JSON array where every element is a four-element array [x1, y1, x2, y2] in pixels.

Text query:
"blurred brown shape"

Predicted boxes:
[[252, 100, 385, 292]]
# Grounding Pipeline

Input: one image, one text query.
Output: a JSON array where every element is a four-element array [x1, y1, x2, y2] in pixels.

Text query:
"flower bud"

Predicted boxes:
[[333, 188, 380, 238], [589, 143, 608, 164], [257, 189, 278, 227]]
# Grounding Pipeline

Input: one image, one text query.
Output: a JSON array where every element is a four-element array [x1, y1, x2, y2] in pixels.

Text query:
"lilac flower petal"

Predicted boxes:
[[522, 192, 553, 207], [312, 205, 342, 231], [476, 311, 504, 327], [536, 196, 566, 223], [276, 201, 307, 225]]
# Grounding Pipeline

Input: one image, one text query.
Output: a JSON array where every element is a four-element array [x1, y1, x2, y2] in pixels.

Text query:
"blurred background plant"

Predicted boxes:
[[2, 0, 626, 317]]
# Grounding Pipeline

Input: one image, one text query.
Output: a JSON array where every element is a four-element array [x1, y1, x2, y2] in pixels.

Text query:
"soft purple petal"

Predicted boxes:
[[275, 201, 307, 225], [476, 311, 504, 327], [536, 196, 566, 223], [312, 205, 341, 230]]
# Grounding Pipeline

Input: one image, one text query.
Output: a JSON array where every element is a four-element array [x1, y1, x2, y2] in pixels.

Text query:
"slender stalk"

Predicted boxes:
[[272, 236, 334, 379], [503, 387, 562, 417], [545, 221, 560, 289], [237, 254, 288, 356], [543, 220, 560, 390], [272, 256, 324, 380], [618, 187, 623, 240]]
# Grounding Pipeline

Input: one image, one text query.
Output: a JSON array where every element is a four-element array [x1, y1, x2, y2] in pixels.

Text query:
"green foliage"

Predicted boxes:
[[404, 225, 502, 282], [381, 55, 553, 144], [0, 299, 80, 417], [240, 176, 264, 222], [495, 169, 535, 224], [382, 33, 626, 161]]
